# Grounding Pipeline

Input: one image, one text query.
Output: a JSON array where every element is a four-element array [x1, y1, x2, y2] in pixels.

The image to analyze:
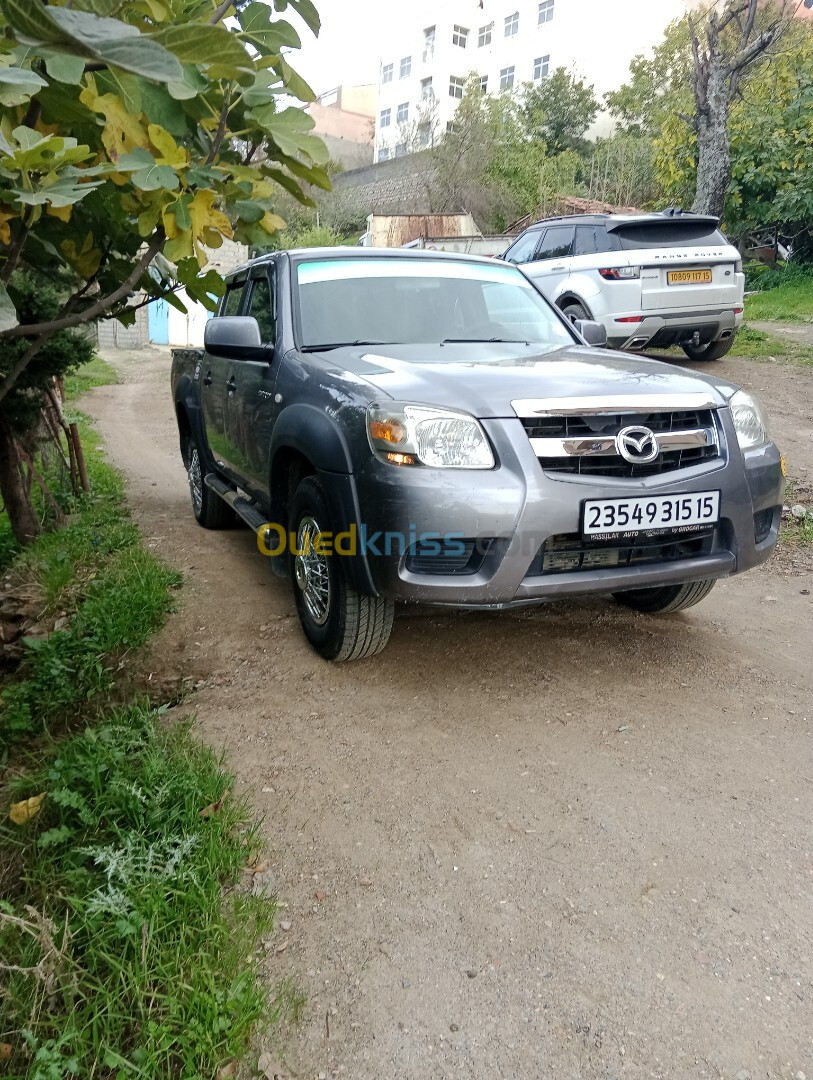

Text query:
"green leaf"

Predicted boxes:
[[2, 1, 183, 84], [274, 0, 320, 36], [262, 166, 315, 206], [0, 64, 47, 106], [238, 3, 300, 54], [234, 198, 265, 223], [138, 80, 186, 136], [96, 69, 143, 115], [167, 64, 207, 101], [0, 281, 18, 331], [274, 56, 314, 102], [151, 24, 252, 71], [40, 49, 86, 84], [38, 825, 75, 848], [248, 104, 316, 156]]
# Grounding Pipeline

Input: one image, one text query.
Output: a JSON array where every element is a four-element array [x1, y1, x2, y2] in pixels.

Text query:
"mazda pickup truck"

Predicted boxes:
[[170, 248, 784, 661]]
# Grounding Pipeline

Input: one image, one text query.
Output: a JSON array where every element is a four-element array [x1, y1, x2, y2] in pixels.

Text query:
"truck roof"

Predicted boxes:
[[225, 246, 504, 282]]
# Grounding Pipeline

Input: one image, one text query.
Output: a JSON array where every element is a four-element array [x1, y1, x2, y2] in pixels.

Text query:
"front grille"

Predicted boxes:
[[530, 530, 716, 575], [522, 409, 720, 478]]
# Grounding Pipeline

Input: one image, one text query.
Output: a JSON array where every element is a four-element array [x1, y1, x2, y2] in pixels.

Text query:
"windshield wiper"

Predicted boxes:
[[440, 337, 530, 345], [300, 339, 397, 352]]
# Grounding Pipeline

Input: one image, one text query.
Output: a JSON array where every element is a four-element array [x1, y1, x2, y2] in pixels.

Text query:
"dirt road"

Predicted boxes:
[[88, 349, 813, 1080]]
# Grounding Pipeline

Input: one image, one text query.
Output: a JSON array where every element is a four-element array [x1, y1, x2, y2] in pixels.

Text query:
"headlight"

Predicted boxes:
[[367, 403, 494, 468], [730, 389, 770, 450]]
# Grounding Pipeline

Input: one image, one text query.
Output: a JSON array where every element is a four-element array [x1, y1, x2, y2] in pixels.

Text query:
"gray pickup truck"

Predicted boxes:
[[170, 248, 783, 660]]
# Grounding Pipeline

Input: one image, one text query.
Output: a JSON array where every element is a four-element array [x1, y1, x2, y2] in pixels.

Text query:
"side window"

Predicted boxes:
[[503, 230, 543, 265], [534, 226, 574, 261], [222, 284, 244, 316], [594, 226, 622, 253], [574, 226, 598, 257], [246, 274, 275, 344]]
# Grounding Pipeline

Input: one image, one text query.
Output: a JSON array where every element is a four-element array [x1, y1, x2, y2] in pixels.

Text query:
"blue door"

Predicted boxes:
[[148, 298, 169, 344]]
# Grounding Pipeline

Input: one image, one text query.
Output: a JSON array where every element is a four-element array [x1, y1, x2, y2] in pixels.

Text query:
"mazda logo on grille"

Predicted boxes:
[[616, 425, 660, 464]]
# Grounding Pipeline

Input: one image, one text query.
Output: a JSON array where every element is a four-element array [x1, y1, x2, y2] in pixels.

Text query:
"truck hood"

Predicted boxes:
[[316, 343, 739, 418]]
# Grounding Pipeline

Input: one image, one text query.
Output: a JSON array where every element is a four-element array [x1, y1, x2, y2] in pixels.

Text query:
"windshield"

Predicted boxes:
[[295, 258, 575, 350]]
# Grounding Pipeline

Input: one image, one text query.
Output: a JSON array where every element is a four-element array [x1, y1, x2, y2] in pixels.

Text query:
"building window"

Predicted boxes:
[[417, 123, 431, 148], [452, 24, 469, 48], [421, 76, 434, 99], [499, 65, 515, 91], [533, 55, 550, 80], [379, 146, 391, 161], [380, 108, 391, 128], [396, 102, 409, 124], [478, 23, 493, 47], [382, 63, 393, 84], [423, 26, 435, 61], [446, 120, 460, 136], [449, 75, 464, 99], [504, 12, 519, 37], [479, 75, 488, 93], [538, 0, 554, 25], [400, 55, 411, 78], [395, 142, 407, 157]]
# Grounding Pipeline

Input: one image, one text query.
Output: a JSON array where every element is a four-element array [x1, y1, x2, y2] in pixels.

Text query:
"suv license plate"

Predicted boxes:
[[667, 269, 712, 285], [583, 491, 721, 538]]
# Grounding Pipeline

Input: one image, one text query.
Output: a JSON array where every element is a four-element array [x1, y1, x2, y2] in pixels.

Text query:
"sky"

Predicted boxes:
[[294, 0, 382, 95]]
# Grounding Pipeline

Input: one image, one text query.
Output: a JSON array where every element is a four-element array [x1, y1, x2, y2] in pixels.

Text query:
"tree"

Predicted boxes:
[[605, 19, 693, 137], [521, 67, 599, 156], [0, 0, 329, 542], [685, 0, 795, 216]]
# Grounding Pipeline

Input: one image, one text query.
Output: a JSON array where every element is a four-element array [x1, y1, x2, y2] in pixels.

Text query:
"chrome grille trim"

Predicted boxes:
[[530, 427, 716, 459], [512, 393, 722, 418]]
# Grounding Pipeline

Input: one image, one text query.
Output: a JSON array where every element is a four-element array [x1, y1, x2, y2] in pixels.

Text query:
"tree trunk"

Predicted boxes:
[[0, 420, 41, 545], [691, 63, 732, 219]]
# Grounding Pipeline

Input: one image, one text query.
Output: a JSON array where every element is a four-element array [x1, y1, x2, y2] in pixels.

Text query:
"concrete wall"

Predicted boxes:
[[96, 304, 149, 350]]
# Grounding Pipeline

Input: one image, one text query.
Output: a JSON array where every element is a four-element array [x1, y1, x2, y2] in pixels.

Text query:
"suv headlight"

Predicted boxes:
[[730, 389, 770, 450], [367, 403, 495, 468]]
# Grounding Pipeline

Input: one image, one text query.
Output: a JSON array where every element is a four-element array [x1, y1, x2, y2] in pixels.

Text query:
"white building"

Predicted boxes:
[[374, 0, 702, 161]]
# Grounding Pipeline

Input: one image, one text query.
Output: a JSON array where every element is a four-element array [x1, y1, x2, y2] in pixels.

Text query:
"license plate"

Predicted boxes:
[[582, 491, 720, 538], [667, 269, 713, 285]]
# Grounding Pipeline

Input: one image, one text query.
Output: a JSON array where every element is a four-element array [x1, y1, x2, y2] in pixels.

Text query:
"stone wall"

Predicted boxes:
[[331, 152, 438, 216], [96, 304, 149, 350]]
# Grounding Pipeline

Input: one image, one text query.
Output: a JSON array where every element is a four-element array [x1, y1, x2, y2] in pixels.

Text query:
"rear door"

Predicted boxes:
[[522, 225, 575, 300], [611, 220, 743, 312], [202, 278, 245, 471], [222, 263, 278, 499]]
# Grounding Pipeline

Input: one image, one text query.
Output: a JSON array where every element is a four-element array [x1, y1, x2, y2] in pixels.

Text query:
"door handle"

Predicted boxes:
[[203, 371, 212, 386], [226, 376, 237, 394], [549, 265, 566, 271]]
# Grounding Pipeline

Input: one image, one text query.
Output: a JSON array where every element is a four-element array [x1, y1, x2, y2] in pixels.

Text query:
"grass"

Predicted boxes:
[[0, 357, 289, 1077], [0, 707, 276, 1079], [780, 480, 813, 548], [729, 325, 813, 365], [745, 282, 813, 322]]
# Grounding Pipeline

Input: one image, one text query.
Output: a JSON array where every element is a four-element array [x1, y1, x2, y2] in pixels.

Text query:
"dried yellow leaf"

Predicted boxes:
[[9, 792, 46, 825]]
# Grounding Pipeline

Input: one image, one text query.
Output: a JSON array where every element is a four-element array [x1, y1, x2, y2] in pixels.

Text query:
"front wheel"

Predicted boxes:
[[289, 476, 394, 661], [612, 579, 717, 614], [681, 335, 735, 362]]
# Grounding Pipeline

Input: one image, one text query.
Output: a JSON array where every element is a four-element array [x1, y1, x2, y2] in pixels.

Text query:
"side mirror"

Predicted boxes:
[[204, 316, 267, 360], [574, 319, 608, 348]]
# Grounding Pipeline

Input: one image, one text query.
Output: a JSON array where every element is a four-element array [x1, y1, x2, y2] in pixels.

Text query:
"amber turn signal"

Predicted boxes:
[[370, 419, 406, 444]]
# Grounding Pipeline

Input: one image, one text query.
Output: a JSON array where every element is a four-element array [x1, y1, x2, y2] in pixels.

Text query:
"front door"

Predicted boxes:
[[222, 265, 278, 499], [524, 225, 575, 303], [201, 279, 246, 474]]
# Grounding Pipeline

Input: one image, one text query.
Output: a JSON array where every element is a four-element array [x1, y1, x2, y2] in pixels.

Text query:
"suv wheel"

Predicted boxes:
[[289, 476, 394, 660], [613, 579, 717, 614], [681, 336, 735, 362], [187, 436, 234, 529], [561, 301, 590, 323]]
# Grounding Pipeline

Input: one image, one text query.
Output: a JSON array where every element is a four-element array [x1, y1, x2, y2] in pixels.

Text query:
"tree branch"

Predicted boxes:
[[209, 0, 233, 24], [0, 231, 164, 343], [0, 231, 164, 407], [204, 85, 232, 166], [1, 220, 30, 284]]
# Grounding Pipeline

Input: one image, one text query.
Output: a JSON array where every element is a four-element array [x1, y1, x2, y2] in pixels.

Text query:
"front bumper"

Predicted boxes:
[[352, 410, 783, 607], [601, 308, 743, 351]]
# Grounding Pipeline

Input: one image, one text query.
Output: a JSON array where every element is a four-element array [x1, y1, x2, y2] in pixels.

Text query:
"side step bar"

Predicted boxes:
[[204, 473, 288, 578]]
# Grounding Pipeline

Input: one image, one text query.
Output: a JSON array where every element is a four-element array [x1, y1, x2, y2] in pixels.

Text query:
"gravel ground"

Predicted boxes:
[[87, 348, 813, 1080]]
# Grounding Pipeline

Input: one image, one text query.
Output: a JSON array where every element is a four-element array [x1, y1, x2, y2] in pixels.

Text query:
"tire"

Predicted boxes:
[[681, 335, 735, 361], [186, 436, 234, 529], [612, 578, 717, 614], [561, 301, 590, 323], [289, 476, 394, 661]]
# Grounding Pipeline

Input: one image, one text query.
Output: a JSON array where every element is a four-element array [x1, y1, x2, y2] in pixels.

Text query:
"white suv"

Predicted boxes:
[[502, 213, 745, 361]]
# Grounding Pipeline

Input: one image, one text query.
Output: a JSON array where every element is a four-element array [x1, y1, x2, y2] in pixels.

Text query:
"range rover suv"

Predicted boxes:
[[171, 248, 781, 661], [502, 212, 745, 360]]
